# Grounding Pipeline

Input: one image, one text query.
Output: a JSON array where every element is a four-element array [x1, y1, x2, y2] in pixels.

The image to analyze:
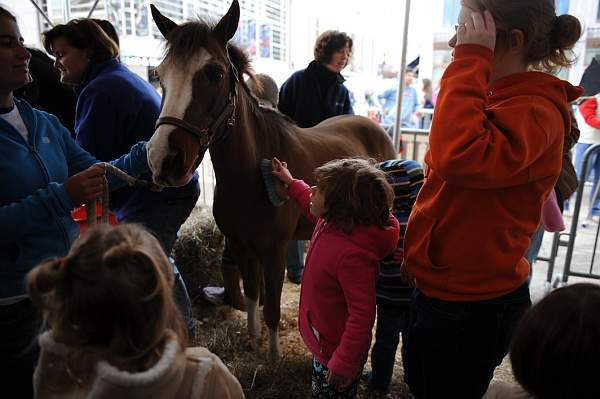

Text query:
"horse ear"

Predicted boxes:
[[213, 0, 240, 44], [151, 4, 178, 38]]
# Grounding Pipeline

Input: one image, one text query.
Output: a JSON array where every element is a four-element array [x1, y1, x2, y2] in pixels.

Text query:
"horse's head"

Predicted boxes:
[[147, 1, 240, 186]]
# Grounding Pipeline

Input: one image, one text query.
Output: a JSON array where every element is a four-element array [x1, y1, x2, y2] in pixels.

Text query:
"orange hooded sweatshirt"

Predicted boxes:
[[403, 44, 582, 301]]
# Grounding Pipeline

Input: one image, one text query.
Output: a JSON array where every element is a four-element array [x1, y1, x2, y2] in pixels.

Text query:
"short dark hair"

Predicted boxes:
[[91, 18, 120, 48], [314, 158, 393, 234], [313, 30, 353, 64], [43, 19, 119, 63], [511, 283, 600, 398]]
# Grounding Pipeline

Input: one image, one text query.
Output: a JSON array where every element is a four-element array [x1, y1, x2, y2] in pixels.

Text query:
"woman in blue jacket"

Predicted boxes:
[[42, 19, 198, 335], [0, 7, 149, 396]]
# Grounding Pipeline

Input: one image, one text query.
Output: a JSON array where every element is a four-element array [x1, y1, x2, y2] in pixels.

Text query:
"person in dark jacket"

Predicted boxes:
[[43, 19, 198, 335], [278, 30, 354, 129], [278, 30, 354, 282]]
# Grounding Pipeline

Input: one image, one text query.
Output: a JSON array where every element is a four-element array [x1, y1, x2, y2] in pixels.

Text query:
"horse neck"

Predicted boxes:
[[209, 83, 303, 181], [208, 86, 260, 179]]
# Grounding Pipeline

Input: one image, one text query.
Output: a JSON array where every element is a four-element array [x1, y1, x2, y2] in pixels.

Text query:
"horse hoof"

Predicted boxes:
[[249, 336, 262, 353], [268, 345, 281, 362], [268, 329, 281, 362]]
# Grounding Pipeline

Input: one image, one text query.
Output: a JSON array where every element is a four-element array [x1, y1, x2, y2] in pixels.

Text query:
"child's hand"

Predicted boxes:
[[271, 157, 294, 186], [325, 370, 353, 390], [456, 9, 496, 51]]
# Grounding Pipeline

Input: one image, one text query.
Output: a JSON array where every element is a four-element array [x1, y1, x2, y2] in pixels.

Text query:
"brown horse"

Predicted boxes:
[[147, 0, 396, 360]]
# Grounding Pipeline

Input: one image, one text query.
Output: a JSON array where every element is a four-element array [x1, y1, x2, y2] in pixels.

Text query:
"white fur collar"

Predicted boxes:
[[39, 330, 181, 387]]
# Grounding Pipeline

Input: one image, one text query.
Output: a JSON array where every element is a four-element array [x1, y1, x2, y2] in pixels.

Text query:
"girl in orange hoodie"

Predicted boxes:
[[402, 1, 583, 398]]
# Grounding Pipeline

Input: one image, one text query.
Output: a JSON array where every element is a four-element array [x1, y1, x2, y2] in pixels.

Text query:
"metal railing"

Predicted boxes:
[[543, 143, 600, 292]]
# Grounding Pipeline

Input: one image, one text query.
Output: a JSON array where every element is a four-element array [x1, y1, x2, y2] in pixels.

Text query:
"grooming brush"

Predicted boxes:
[[260, 158, 287, 207]]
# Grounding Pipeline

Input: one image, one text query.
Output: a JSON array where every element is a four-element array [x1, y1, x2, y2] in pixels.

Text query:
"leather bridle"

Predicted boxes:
[[154, 60, 239, 149]]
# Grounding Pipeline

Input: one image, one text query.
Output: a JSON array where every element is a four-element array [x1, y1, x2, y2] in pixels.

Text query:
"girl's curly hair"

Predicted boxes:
[[314, 157, 394, 234]]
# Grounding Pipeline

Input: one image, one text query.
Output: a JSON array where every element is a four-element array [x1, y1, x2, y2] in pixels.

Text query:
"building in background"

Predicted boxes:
[[7, 0, 289, 82], [8, 0, 600, 112], [430, 0, 600, 88]]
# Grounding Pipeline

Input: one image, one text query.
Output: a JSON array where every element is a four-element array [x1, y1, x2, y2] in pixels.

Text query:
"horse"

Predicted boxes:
[[147, 0, 397, 360]]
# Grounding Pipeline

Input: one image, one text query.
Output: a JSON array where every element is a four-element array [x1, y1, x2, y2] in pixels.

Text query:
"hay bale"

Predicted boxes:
[[172, 206, 224, 298]]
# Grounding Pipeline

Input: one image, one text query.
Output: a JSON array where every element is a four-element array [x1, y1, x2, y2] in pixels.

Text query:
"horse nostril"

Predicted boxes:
[[161, 146, 189, 180]]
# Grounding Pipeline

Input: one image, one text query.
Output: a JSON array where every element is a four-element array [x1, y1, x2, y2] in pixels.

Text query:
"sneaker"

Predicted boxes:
[[361, 371, 389, 395], [202, 286, 246, 310], [287, 273, 302, 285], [202, 286, 225, 306]]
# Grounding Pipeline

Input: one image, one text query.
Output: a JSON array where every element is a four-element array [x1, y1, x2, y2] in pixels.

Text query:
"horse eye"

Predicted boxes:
[[206, 69, 224, 83]]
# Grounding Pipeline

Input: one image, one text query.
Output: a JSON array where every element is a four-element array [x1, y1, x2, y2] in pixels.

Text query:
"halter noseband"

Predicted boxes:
[[154, 60, 239, 148]]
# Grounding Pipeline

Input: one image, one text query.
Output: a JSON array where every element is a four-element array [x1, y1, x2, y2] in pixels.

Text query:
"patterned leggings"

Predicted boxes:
[[311, 358, 360, 398]]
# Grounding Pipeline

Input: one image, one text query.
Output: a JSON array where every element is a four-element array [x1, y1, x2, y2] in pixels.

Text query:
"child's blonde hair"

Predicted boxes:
[[27, 224, 187, 371], [471, 0, 581, 72], [314, 157, 394, 234]]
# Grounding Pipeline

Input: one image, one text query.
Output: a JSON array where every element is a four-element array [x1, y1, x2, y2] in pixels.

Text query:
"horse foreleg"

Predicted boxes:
[[261, 251, 286, 361], [238, 258, 261, 350]]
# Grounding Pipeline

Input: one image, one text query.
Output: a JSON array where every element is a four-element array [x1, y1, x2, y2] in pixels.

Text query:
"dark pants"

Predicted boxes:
[[369, 304, 409, 392], [123, 190, 199, 336], [402, 285, 530, 399], [286, 240, 305, 281], [0, 298, 41, 399]]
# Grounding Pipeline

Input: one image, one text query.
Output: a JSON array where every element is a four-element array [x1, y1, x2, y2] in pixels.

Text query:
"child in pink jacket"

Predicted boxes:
[[272, 157, 400, 398]]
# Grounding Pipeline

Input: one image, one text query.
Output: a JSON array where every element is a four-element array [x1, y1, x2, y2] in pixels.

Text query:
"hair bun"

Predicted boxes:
[[26, 257, 65, 305], [550, 14, 581, 51]]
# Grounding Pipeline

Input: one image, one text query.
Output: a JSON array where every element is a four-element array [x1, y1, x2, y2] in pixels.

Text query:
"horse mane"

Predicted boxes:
[[163, 20, 212, 63], [226, 45, 300, 141]]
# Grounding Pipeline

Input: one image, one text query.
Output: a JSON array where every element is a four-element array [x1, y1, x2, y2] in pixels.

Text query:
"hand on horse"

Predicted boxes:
[[64, 165, 106, 206], [272, 157, 294, 187], [325, 369, 353, 390]]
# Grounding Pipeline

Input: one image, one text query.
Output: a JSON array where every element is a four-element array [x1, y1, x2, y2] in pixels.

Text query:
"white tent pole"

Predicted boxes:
[[28, 0, 54, 27], [87, 0, 102, 18], [392, 0, 411, 154]]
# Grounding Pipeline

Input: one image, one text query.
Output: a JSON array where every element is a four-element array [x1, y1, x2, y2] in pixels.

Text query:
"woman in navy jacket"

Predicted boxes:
[[43, 19, 198, 334], [0, 7, 149, 396], [278, 30, 354, 129]]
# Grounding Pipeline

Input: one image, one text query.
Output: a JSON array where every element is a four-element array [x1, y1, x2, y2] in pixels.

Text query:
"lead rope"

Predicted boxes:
[[84, 162, 163, 227]]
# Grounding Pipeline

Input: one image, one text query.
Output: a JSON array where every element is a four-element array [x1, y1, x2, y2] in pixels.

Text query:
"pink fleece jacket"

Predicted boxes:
[[287, 179, 400, 380]]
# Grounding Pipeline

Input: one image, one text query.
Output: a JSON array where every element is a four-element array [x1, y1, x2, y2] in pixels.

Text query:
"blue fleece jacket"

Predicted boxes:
[[0, 98, 149, 297], [74, 59, 199, 220]]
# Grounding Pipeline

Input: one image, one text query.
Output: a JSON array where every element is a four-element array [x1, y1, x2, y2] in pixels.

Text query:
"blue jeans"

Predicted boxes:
[[286, 240, 305, 281], [402, 285, 530, 399], [369, 304, 409, 392], [574, 142, 600, 215], [123, 190, 199, 336], [524, 224, 545, 274]]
